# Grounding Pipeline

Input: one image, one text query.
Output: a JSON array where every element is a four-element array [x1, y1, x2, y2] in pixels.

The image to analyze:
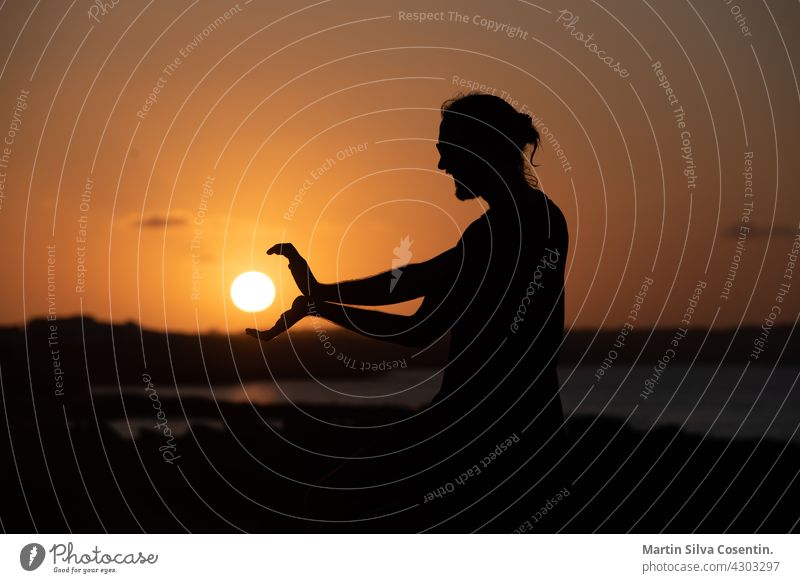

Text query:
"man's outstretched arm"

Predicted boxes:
[[315, 246, 460, 306], [246, 295, 448, 348], [309, 297, 450, 348], [268, 242, 462, 306]]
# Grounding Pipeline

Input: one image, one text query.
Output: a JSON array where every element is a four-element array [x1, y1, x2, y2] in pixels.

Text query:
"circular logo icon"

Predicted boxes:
[[20, 543, 46, 571]]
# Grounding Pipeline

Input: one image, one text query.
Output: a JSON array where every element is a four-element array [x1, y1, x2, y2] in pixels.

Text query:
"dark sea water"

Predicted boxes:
[[98, 364, 799, 443]]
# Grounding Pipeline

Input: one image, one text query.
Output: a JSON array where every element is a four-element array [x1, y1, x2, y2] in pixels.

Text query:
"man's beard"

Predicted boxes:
[[453, 177, 478, 200]]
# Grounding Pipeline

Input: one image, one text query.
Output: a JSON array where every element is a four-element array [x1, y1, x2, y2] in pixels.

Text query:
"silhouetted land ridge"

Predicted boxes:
[[1, 316, 795, 386]]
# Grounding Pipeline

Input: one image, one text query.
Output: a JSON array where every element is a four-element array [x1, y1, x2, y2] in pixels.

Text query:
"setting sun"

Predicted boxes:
[[230, 271, 276, 313]]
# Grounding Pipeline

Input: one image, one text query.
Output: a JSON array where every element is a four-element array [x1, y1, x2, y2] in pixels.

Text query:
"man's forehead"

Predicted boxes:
[[437, 119, 459, 141]]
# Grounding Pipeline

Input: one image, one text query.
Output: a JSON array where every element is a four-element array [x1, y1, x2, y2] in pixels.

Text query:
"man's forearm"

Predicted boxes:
[[311, 300, 429, 347], [315, 269, 417, 305]]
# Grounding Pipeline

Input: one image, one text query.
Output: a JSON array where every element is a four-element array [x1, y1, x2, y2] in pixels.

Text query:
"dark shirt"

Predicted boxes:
[[426, 189, 568, 438]]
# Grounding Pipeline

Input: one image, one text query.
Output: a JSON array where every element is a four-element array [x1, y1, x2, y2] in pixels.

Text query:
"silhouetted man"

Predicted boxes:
[[248, 93, 571, 532]]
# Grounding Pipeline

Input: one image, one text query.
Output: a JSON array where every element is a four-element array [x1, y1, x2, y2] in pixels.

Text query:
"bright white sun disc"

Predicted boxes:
[[231, 271, 275, 312]]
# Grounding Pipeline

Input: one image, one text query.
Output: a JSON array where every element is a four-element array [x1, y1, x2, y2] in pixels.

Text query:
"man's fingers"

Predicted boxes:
[[245, 299, 307, 344], [245, 328, 262, 339], [266, 243, 300, 261], [245, 326, 281, 343]]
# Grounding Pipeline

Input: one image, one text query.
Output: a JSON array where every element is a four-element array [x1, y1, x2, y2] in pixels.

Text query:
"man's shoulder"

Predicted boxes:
[[531, 188, 565, 216], [525, 188, 569, 243]]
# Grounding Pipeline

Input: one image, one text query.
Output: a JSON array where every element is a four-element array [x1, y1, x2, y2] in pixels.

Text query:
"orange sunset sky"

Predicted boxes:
[[0, 0, 798, 334]]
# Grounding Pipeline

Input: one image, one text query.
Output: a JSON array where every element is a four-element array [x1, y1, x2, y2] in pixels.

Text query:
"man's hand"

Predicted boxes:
[[267, 243, 319, 296], [245, 295, 312, 343]]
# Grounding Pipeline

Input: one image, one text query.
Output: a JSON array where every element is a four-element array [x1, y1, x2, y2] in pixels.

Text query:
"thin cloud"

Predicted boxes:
[[137, 213, 188, 229]]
